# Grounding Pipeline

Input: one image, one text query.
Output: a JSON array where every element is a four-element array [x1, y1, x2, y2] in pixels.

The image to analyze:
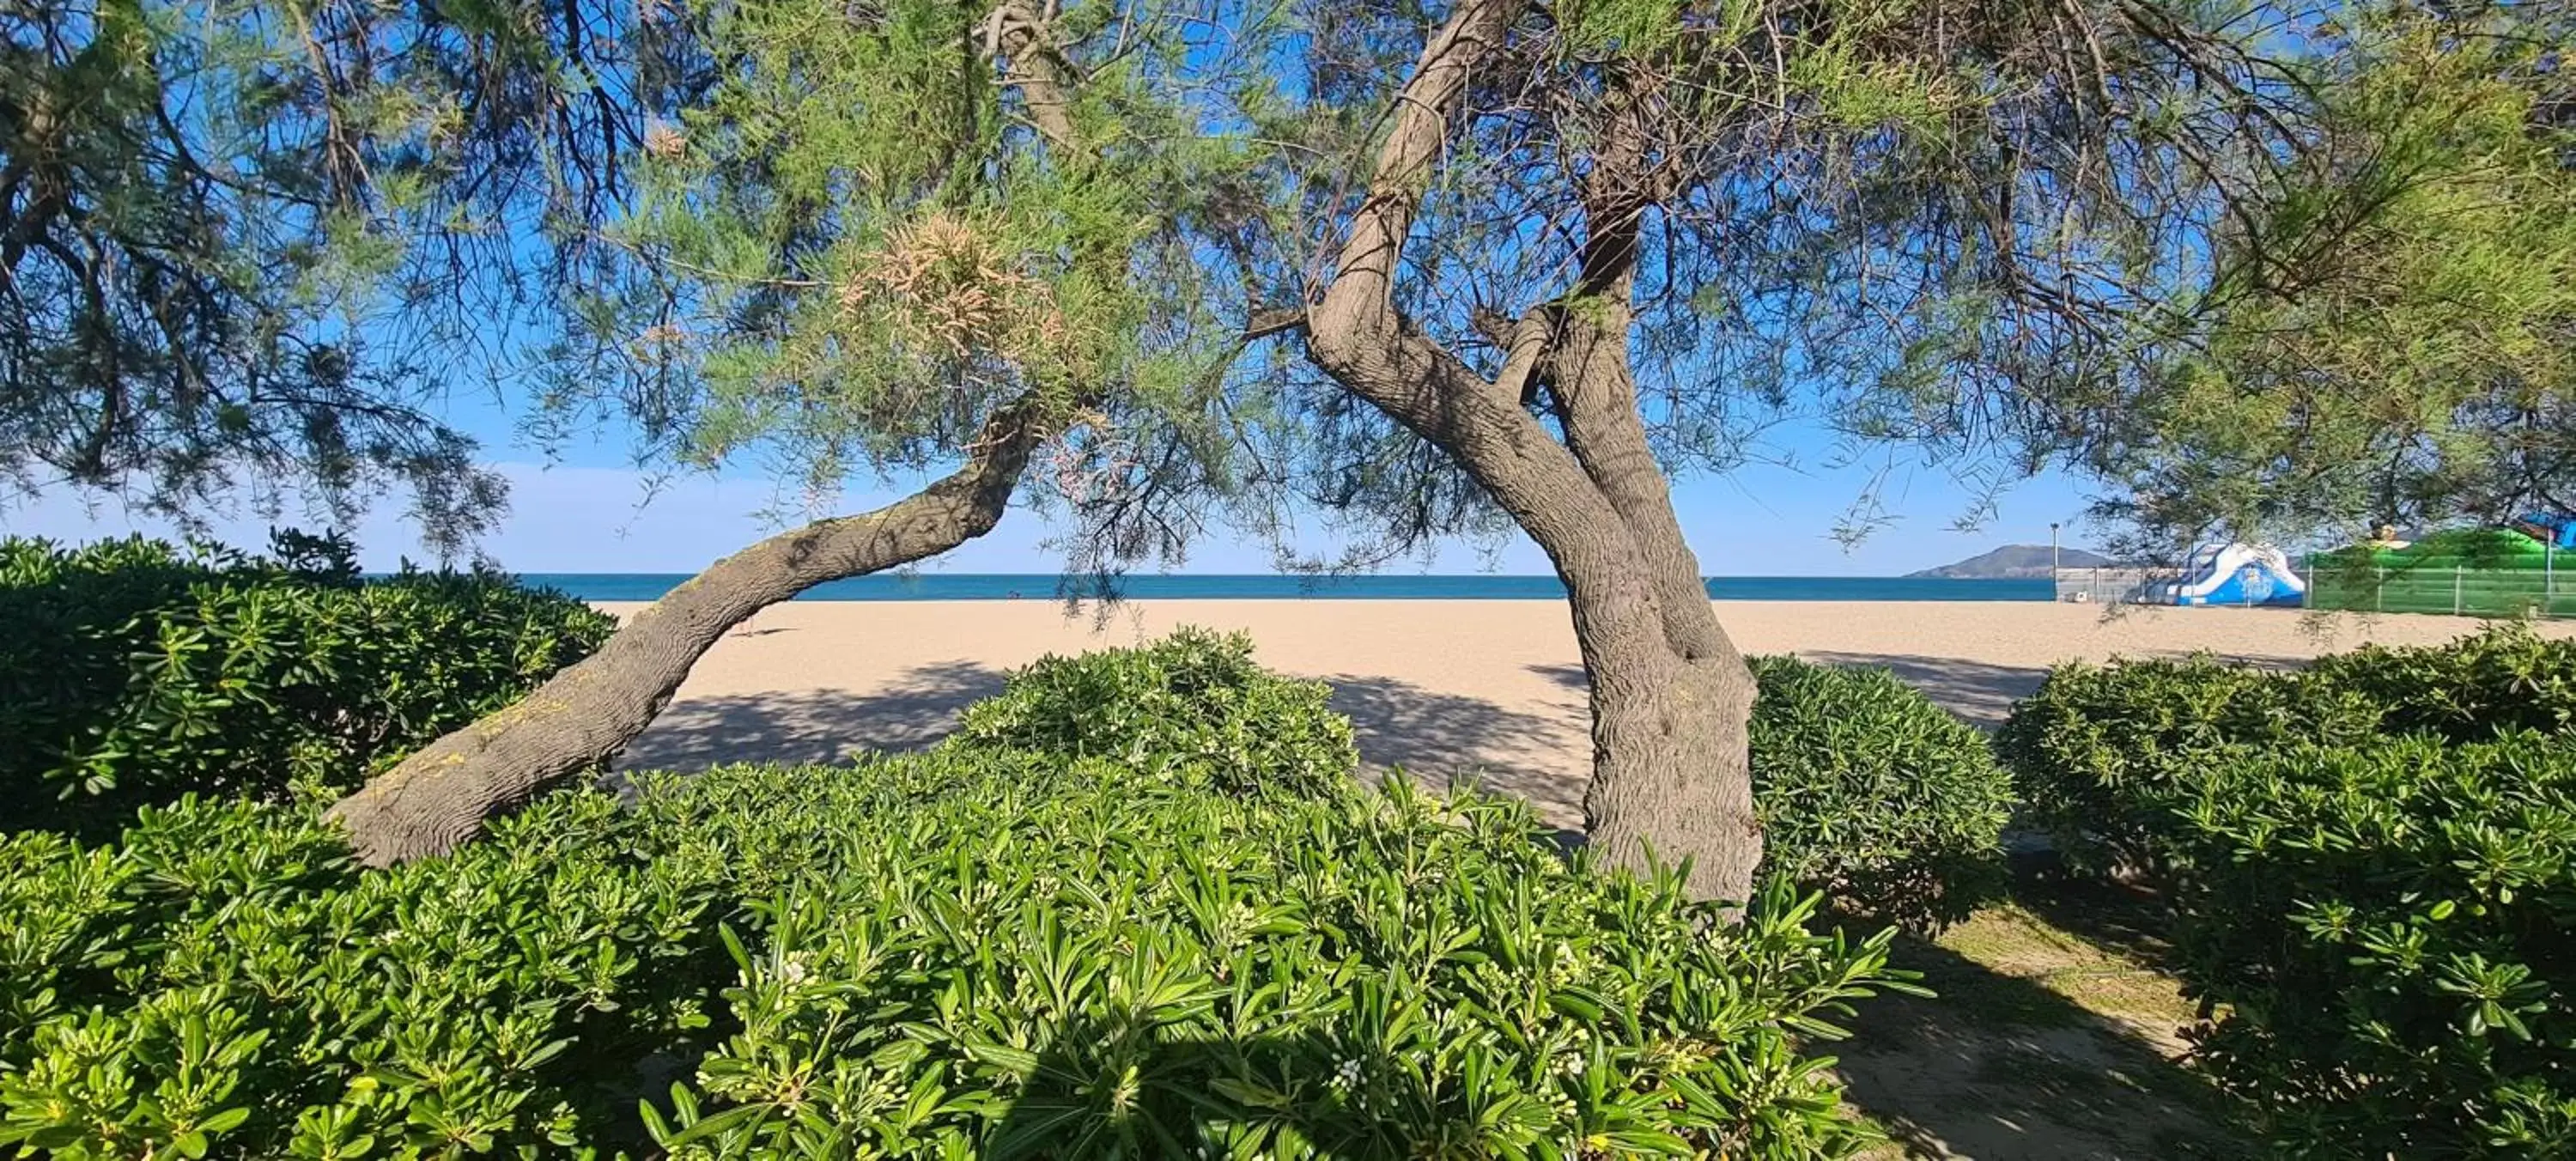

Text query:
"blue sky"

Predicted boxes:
[[1, 383, 2104, 575]]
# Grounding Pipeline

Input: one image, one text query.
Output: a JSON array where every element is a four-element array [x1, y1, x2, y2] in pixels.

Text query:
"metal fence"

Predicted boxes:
[[2052, 567, 2174, 605], [2052, 561, 2576, 617], [2304, 563, 2576, 618]]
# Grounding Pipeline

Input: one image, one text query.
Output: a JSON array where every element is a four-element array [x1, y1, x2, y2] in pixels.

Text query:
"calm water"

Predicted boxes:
[[523, 573, 2051, 603]]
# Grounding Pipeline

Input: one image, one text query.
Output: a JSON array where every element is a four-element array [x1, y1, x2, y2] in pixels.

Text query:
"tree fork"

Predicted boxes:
[[1293, 0, 1762, 902], [1537, 78, 1765, 897]]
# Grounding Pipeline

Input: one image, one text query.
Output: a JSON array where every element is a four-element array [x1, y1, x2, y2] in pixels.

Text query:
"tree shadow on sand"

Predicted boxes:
[[615, 666, 1589, 823], [1789, 652, 2050, 728], [1321, 674, 1588, 827], [1533, 653, 2046, 729], [616, 660, 1008, 770]]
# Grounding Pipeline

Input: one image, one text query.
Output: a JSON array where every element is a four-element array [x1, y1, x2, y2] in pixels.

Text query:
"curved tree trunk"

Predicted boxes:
[[1546, 298, 1762, 897], [1540, 87, 1764, 900], [1297, 0, 1762, 901], [326, 407, 1048, 866], [329, 0, 1109, 868]]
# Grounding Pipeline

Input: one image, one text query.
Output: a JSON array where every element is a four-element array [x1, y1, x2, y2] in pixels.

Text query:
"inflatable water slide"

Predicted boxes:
[[2149, 543, 2307, 607]]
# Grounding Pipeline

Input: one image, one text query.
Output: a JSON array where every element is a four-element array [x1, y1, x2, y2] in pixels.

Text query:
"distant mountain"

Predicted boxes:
[[1907, 544, 2117, 579]]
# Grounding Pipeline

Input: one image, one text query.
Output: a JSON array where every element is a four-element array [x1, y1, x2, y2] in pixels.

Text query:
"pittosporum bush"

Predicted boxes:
[[2305, 623, 2576, 743], [0, 793, 728, 1159], [1994, 655, 2387, 877], [0, 750, 1914, 1158], [1996, 630, 2576, 1155], [947, 626, 1358, 796], [0, 532, 613, 834], [2152, 733, 2576, 1157], [1747, 656, 2014, 931]]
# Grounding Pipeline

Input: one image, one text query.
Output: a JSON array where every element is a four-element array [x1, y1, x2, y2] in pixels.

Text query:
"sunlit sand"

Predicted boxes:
[[606, 598, 2576, 827]]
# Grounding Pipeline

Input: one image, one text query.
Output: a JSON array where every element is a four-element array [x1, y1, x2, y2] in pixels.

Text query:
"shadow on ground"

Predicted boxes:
[[1527, 662, 1589, 693], [1323, 674, 1585, 824], [617, 665, 1587, 819], [1834, 896, 2246, 1160], [1795, 653, 2050, 728], [1533, 653, 2046, 728], [617, 660, 1007, 770]]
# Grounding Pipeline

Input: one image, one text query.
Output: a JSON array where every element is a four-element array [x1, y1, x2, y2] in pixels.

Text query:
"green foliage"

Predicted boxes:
[[635, 761, 1905, 1158], [2002, 626, 2576, 876], [1, 749, 1911, 1158], [0, 793, 728, 1159], [2079, 3, 2576, 550], [2305, 624, 2576, 742], [0, 533, 613, 834], [1996, 627, 2576, 1154], [556, 0, 1252, 560], [2158, 736, 2576, 1157], [1747, 656, 2014, 932], [947, 627, 1358, 797], [1996, 655, 2388, 878]]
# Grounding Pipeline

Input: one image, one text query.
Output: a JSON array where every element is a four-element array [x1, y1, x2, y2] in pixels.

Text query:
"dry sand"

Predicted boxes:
[[611, 599, 2576, 827]]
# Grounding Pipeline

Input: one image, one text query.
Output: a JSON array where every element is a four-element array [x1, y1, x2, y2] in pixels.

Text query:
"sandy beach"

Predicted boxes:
[[611, 599, 2576, 826]]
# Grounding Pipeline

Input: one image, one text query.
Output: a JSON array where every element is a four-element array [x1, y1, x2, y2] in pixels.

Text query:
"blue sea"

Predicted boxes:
[[520, 573, 2050, 603]]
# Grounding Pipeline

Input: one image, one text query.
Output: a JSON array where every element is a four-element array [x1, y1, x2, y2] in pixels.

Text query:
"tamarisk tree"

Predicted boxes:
[[0, 0, 539, 550], [2075, 2, 2576, 551], [325, 0, 1249, 862], [1215, 0, 2537, 899]]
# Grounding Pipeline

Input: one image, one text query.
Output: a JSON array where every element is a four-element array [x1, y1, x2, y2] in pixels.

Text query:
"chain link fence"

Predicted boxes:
[[2052, 567, 2173, 605], [2054, 561, 2576, 617]]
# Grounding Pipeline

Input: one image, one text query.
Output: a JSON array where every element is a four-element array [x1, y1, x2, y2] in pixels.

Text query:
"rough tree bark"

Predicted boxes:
[[327, 0, 1093, 866], [326, 407, 1049, 865], [1298, 0, 1764, 900]]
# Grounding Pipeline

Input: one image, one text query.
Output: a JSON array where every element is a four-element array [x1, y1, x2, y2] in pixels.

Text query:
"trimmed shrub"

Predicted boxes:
[[0, 532, 613, 833], [0, 794, 726, 1159], [2306, 623, 2576, 742], [1995, 655, 2386, 877], [948, 626, 1358, 796], [1996, 629, 2576, 1154], [2154, 734, 2576, 1157], [1747, 656, 2014, 931], [0, 751, 1913, 1158]]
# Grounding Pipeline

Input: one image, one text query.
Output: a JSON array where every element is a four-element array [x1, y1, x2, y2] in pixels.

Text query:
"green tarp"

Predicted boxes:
[[2306, 530, 2576, 617]]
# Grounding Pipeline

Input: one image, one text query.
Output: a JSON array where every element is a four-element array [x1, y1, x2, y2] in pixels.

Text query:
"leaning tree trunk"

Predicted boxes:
[[1541, 301, 1764, 900], [326, 407, 1048, 866], [1538, 89, 1765, 901], [1296, 0, 1763, 902]]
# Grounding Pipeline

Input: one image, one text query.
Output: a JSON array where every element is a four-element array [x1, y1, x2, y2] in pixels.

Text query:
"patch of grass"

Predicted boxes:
[[1832, 884, 2249, 1159], [1925, 901, 2201, 1049]]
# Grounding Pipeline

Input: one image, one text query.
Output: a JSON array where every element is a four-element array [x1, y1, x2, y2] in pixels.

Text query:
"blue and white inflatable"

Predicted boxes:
[[2153, 543, 2306, 607]]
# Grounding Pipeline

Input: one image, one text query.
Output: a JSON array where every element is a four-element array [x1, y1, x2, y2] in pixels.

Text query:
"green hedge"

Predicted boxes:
[[1999, 626, 2576, 877], [0, 794, 724, 1160], [1995, 655, 2386, 877], [1996, 628, 2576, 1155], [2160, 735, 2576, 1156], [0, 532, 613, 834], [956, 641, 2017, 930], [1, 753, 1911, 1158], [2305, 624, 2576, 741], [1747, 656, 2014, 932], [948, 626, 1358, 797]]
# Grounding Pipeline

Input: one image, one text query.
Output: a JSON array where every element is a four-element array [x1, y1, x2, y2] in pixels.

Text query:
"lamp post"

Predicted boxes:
[[2050, 522, 2062, 602]]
